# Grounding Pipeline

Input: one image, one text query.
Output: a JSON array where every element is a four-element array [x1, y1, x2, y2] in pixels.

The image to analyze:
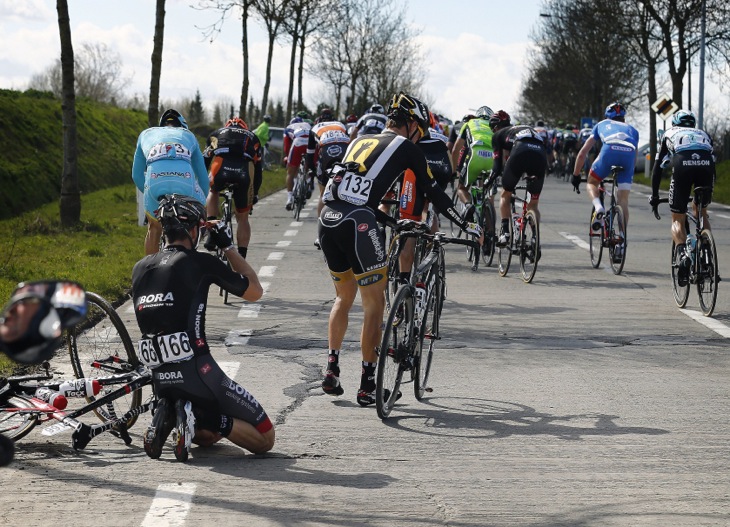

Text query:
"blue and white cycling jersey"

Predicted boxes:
[[590, 119, 639, 186], [132, 127, 209, 216]]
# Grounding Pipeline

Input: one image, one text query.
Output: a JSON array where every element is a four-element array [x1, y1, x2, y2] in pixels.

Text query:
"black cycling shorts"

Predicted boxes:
[[501, 140, 547, 197], [209, 157, 254, 212], [152, 355, 272, 433], [668, 150, 715, 214], [318, 201, 388, 287]]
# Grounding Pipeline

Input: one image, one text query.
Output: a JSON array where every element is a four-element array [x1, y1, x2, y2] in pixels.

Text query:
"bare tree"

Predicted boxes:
[[253, 0, 289, 121], [56, 0, 80, 226], [194, 0, 255, 119], [148, 0, 165, 127]]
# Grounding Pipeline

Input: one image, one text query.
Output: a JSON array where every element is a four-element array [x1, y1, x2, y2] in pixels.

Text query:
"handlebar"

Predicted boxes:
[[652, 197, 669, 220]]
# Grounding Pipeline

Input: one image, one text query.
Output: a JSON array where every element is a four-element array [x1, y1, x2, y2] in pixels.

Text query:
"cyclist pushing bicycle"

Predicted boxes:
[[131, 194, 274, 460], [649, 109, 716, 286], [490, 110, 548, 250], [317, 91, 482, 407], [202, 116, 263, 260]]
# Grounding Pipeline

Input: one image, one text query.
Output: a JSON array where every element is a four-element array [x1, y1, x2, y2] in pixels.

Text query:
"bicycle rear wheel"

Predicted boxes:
[[498, 214, 514, 277], [589, 206, 603, 268], [608, 205, 627, 275], [376, 285, 413, 419], [385, 234, 402, 311], [449, 184, 460, 236], [671, 242, 690, 308], [466, 206, 479, 263], [294, 178, 306, 221], [481, 199, 496, 267], [519, 210, 540, 283], [696, 229, 719, 316], [217, 197, 233, 304], [68, 292, 142, 428], [415, 266, 441, 401], [0, 396, 38, 441]]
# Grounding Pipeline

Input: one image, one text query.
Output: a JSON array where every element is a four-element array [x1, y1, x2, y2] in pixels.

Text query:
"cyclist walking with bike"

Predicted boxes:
[[572, 102, 639, 262], [132, 194, 273, 460], [132, 109, 209, 256], [649, 109, 715, 285], [318, 91, 481, 407], [490, 111, 548, 249], [202, 117, 263, 260]]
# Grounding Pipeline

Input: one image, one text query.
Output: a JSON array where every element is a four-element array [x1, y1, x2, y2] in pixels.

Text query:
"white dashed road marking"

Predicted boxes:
[[680, 309, 730, 338], [560, 232, 590, 251], [267, 252, 284, 260], [284, 230, 298, 236], [238, 304, 262, 318], [258, 266, 277, 277], [141, 482, 196, 527], [276, 240, 291, 247]]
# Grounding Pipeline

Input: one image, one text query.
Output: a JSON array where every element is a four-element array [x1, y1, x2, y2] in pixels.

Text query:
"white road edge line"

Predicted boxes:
[[680, 309, 730, 338], [141, 482, 197, 527]]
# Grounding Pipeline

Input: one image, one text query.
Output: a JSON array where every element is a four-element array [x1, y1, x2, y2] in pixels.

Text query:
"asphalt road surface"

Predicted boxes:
[[2, 175, 729, 527]]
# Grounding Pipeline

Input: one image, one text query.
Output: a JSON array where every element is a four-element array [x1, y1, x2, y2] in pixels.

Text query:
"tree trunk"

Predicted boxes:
[[261, 34, 276, 123], [239, 2, 250, 119], [56, 0, 80, 227], [148, 0, 165, 127], [647, 61, 659, 163], [297, 35, 305, 111], [286, 33, 297, 119]]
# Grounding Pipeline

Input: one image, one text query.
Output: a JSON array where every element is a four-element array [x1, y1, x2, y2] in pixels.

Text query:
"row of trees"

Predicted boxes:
[[522, 0, 730, 160]]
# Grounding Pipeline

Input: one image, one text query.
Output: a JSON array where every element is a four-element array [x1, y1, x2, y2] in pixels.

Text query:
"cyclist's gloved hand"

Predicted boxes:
[[571, 174, 581, 193], [649, 194, 660, 208], [207, 220, 234, 250], [252, 195, 259, 206], [464, 221, 482, 238], [396, 218, 421, 232]]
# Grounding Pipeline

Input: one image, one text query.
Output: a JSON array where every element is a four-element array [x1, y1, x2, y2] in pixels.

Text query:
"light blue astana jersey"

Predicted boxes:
[[132, 127, 209, 216]]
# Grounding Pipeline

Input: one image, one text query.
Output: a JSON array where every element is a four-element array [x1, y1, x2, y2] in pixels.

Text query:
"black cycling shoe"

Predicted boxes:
[[322, 369, 344, 396], [171, 399, 196, 462], [356, 388, 402, 407], [143, 397, 175, 459]]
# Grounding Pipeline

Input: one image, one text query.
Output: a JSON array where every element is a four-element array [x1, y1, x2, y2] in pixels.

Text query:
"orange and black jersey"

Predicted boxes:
[[322, 130, 466, 229]]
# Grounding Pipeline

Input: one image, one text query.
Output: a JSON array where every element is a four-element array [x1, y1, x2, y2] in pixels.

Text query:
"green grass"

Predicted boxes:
[[0, 168, 286, 372]]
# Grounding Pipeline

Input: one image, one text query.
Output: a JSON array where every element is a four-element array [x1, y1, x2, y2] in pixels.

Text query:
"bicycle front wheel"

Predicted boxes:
[[481, 199, 496, 267], [68, 292, 142, 429], [671, 242, 690, 308], [498, 214, 514, 277], [415, 266, 441, 401], [519, 210, 540, 283], [0, 396, 38, 441], [589, 206, 603, 268], [608, 205, 627, 275], [696, 229, 719, 316], [449, 185, 460, 236], [384, 234, 402, 311], [376, 285, 412, 419]]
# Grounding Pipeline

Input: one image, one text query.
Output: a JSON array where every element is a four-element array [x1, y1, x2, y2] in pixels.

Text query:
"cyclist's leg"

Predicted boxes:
[[206, 157, 224, 219], [586, 154, 609, 214], [145, 215, 163, 256]]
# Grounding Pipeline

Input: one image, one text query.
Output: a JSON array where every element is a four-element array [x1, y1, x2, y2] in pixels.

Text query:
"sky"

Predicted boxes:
[[0, 0, 726, 137]]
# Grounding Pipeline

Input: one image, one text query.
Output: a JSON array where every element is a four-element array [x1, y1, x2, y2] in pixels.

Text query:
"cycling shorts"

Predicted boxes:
[[209, 157, 254, 212], [286, 144, 307, 168], [562, 139, 578, 155], [462, 146, 493, 188], [152, 354, 273, 434], [145, 178, 206, 218], [590, 146, 636, 190], [667, 150, 714, 214], [315, 142, 348, 186], [318, 201, 388, 287], [500, 140, 547, 198]]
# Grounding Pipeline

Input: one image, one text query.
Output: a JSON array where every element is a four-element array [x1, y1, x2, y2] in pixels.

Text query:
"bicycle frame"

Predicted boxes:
[[588, 166, 627, 274], [497, 177, 540, 282]]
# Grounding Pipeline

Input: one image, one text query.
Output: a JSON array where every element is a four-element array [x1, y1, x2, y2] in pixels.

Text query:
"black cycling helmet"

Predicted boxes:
[[488, 110, 511, 131], [369, 104, 385, 114], [671, 109, 696, 128], [604, 101, 626, 119], [536, 120, 545, 127], [159, 108, 189, 129], [156, 194, 205, 242], [318, 108, 334, 123], [475, 105, 494, 120], [263, 114, 272, 123], [387, 92, 430, 136], [461, 114, 477, 123]]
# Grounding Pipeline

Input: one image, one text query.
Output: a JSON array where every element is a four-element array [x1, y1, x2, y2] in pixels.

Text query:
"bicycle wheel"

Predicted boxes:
[[696, 229, 719, 316], [384, 234, 402, 311], [466, 207, 479, 263], [519, 210, 540, 283], [608, 205, 627, 275], [68, 292, 142, 428], [0, 396, 38, 441], [481, 199, 496, 267], [222, 198, 233, 304], [498, 213, 514, 277], [449, 185, 460, 237], [414, 267, 441, 401], [671, 242, 690, 308], [589, 205, 603, 268], [376, 285, 413, 419], [294, 179, 305, 221]]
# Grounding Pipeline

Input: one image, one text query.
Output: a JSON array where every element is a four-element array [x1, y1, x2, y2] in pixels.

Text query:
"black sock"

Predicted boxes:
[[207, 215, 217, 221], [501, 219, 509, 232], [360, 362, 376, 392], [327, 350, 340, 375], [238, 246, 248, 259], [218, 414, 233, 437]]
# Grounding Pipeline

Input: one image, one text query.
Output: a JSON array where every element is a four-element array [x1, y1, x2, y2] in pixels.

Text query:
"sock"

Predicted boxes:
[[327, 350, 340, 375], [501, 218, 509, 232], [360, 362, 376, 392], [207, 215, 217, 221], [218, 414, 233, 437], [287, 191, 293, 199], [592, 198, 604, 214], [238, 246, 248, 259]]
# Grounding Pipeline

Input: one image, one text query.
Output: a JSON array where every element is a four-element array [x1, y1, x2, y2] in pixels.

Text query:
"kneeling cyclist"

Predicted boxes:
[[132, 194, 274, 459]]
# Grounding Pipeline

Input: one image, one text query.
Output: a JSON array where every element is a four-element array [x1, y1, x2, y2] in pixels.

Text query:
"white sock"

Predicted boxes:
[[287, 191, 293, 199], [592, 198, 604, 214]]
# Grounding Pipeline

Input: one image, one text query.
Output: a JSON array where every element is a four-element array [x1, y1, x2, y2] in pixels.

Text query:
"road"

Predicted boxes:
[[1, 175, 729, 527]]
